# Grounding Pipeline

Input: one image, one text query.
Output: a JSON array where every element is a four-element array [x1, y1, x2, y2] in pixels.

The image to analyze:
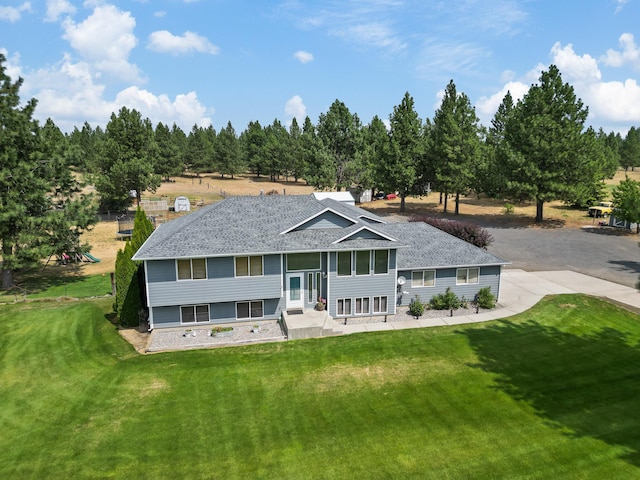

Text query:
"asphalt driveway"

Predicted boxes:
[[486, 225, 640, 288]]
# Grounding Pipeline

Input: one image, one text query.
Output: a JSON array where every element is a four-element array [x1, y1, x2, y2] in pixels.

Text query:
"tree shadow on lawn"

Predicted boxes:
[[461, 319, 640, 466]]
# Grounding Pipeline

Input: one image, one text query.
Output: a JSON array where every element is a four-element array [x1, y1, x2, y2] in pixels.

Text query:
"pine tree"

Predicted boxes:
[[0, 54, 96, 289]]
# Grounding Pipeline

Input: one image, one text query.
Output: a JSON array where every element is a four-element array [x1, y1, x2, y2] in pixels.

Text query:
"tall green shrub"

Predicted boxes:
[[114, 207, 154, 327]]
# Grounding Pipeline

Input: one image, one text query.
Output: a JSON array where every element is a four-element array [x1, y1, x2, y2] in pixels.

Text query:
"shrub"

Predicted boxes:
[[475, 287, 496, 309], [503, 203, 514, 215], [409, 217, 493, 249], [408, 296, 425, 318], [429, 288, 462, 311]]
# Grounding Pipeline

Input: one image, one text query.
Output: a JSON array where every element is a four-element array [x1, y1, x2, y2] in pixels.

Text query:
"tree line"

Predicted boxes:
[[2, 52, 639, 289]]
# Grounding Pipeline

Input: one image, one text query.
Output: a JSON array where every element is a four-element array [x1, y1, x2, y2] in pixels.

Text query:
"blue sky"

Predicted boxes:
[[1, 0, 640, 134]]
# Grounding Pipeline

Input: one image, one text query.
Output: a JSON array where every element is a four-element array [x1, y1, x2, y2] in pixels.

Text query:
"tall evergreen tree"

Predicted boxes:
[[241, 120, 267, 177], [501, 65, 597, 222], [216, 121, 243, 178], [96, 107, 160, 210], [316, 100, 362, 190], [620, 126, 640, 171], [0, 56, 97, 288], [301, 116, 334, 189], [382, 92, 423, 212], [155, 122, 185, 181], [432, 80, 482, 214]]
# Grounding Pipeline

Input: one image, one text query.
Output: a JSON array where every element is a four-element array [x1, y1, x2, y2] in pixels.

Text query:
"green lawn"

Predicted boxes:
[[1, 295, 640, 479], [0, 273, 113, 301]]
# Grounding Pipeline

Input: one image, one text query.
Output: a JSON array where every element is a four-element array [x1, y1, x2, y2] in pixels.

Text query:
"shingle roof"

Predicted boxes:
[[376, 222, 508, 269], [132, 194, 509, 269], [133, 195, 400, 260]]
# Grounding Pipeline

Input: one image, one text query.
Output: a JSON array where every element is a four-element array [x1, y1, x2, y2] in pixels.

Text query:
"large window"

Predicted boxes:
[[235, 256, 263, 277], [287, 253, 320, 271], [337, 251, 351, 276], [181, 304, 209, 323], [412, 270, 435, 288], [355, 250, 370, 275], [236, 301, 264, 319], [374, 250, 389, 274], [337, 298, 352, 316], [373, 296, 388, 314], [355, 297, 370, 315], [456, 267, 479, 285], [177, 258, 207, 280]]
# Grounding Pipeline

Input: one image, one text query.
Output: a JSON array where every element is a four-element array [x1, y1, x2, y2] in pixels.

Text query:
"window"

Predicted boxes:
[[355, 297, 370, 315], [355, 250, 370, 275], [374, 250, 388, 274], [308, 273, 314, 303], [456, 267, 480, 285], [287, 253, 320, 271], [177, 258, 207, 280], [181, 304, 209, 323], [373, 296, 388, 314], [337, 298, 351, 316], [316, 272, 322, 300], [337, 251, 351, 276], [235, 256, 263, 277], [236, 301, 264, 319], [411, 270, 435, 288]]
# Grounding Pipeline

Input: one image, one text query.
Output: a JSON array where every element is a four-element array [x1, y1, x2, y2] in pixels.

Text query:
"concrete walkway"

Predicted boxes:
[[333, 269, 640, 336]]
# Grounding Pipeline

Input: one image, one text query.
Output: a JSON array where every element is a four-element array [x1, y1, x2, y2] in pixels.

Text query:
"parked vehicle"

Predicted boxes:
[[588, 201, 613, 218], [374, 192, 386, 200], [385, 193, 397, 200]]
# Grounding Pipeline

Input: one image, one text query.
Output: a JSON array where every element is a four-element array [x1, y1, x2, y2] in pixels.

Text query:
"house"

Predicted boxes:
[[132, 195, 508, 331]]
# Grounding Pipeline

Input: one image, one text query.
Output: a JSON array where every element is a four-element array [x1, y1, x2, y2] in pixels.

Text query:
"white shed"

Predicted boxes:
[[174, 196, 191, 212], [312, 192, 355, 206]]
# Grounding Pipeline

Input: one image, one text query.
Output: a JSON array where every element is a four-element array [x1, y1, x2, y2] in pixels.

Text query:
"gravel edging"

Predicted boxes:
[[340, 304, 499, 325], [147, 321, 286, 353]]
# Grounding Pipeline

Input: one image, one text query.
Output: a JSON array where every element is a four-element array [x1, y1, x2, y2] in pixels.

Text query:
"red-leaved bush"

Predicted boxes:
[[409, 216, 494, 249]]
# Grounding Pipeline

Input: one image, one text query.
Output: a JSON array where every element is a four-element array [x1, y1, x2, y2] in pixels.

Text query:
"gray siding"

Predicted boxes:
[[294, 211, 355, 230], [145, 254, 282, 307], [150, 297, 284, 328], [396, 265, 502, 307], [327, 250, 397, 317]]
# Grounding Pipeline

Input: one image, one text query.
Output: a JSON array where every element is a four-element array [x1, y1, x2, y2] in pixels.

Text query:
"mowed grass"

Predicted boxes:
[[2, 295, 640, 479], [0, 273, 113, 301]]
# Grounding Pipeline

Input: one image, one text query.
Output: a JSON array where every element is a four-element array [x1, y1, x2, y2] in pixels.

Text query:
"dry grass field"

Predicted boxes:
[[23, 169, 640, 280]]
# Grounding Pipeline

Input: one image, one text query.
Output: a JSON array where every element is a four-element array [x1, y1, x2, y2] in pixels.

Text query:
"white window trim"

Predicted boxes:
[[286, 253, 321, 272], [355, 250, 371, 276], [456, 267, 480, 285], [336, 251, 352, 277], [372, 295, 388, 314], [354, 297, 370, 315], [176, 258, 208, 281], [234, 255, 264, 277], [236, 300, 265, 320], [180, 304, 210, 324], [411, 270, 435, 288], [336, 298, 352, 317], [373, 250, 389, 275]]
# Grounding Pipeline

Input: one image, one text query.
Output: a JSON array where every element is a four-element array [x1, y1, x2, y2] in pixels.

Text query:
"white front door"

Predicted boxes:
[[286, 273, 304, 310]]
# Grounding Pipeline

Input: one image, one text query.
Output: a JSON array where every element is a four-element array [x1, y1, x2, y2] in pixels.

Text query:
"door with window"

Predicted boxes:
[[286, 273, 304, 310]]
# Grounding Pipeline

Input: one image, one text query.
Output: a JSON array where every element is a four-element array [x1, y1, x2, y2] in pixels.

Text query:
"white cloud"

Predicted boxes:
[[417, 39, 490, 78], [154, 10, 166, 18], [0, 1, 31, 22], [331, 22, 406, 53], [293, 50, 313, 63], [8, 49, 211, 132], [284, 95, 306, 123], [115, 87, 213, 128], [476, 40, 640, 131], [601, 33, 640, 69], [62, 4, 142, 82], [550, 42, 601, 83], [475, 81, 530, 124], [45, 0, 76, 22], [615, 0, 630, 13], [147, 30, 220, 55]]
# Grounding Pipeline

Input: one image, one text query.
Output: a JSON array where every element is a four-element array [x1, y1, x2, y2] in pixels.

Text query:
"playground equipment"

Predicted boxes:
[[116, 214, 133, 239]]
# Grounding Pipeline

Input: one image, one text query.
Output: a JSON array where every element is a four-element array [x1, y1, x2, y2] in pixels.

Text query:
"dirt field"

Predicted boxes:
[[49, 169, 640, 279]]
